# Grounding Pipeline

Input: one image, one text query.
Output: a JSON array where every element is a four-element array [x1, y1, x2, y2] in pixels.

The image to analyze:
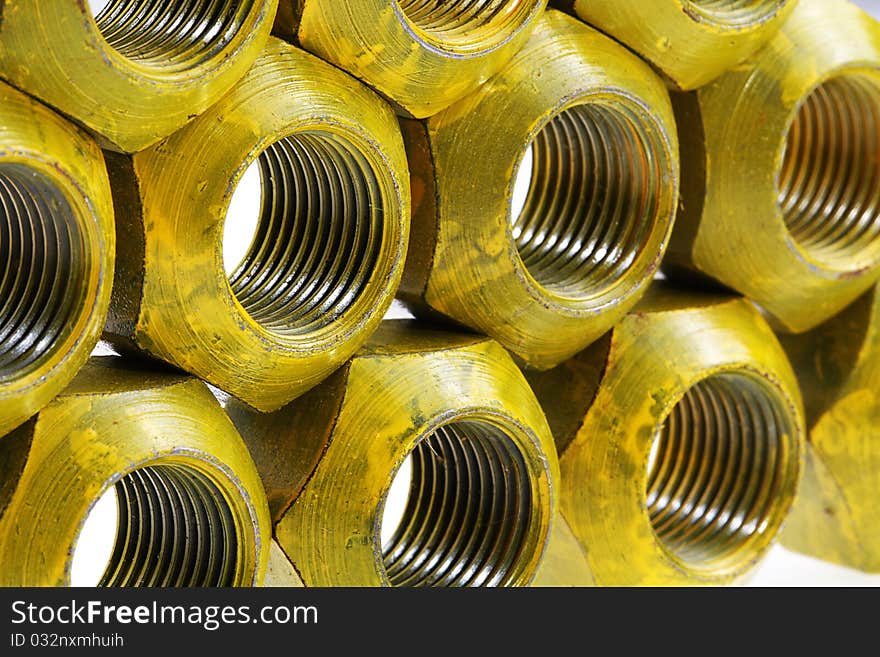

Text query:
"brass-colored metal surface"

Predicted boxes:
[[0, 358, 271, 587], [525, 286, 804, 585], [0, 81, 115, 438], [779, 286, 880, 572], [264, 540, 305, 587], [399, 10, 679, 371], [563, 0, 795, 90], [104, 38, 410, 413], [227, 320, 559, 587], [531, 513, 595, 586], [666, 0, 880, 333], [276, 0, 547, 118], [0, 0, 278, 152]]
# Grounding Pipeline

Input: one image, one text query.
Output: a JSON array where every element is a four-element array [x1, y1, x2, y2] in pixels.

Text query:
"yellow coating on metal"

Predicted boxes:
[[277, 0, 547, 118], [666, 0, 880, 333], [399, 10, 679, 370], [228, 321, 559, 587], [780, 286, 880, 572], [0, 0, 278, 152], [0, 81, 114, 438], [526, 287, 805, 585], [104, 38, 410, 413], [531, 513, 595, 586], [567, 0, 795, 90], [0, 358, 271, 587], [264, 540, 305, 587]]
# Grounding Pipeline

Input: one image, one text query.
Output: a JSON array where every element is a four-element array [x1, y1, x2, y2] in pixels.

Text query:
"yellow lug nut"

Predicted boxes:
[[525, 286, 804, 585], [399, 10, 679, 370], [275, 0, 547, 119], [227, 321, 559, 587], [560, 0, 796, 90], [666, 0, 880, 333], [0, 358, 271, 587], [104, 38, 410, 412], [0, 0, 278, 152], [780, 286, 880, 572], [0, 82, 114, 437]]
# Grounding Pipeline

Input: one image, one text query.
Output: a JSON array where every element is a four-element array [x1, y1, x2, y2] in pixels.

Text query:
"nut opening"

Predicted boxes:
[[92, 0, 255, 71], [226, 132, 385, 336], [646, 373, 797, 570], [512, 103, 664, 301], [683, 0, 786, 26], [382, 420, 535, 587], [0, 164, 89, 382], [97, 464, 240, 587], [396, 0, 534, 50], [778, 72, 880, 269]]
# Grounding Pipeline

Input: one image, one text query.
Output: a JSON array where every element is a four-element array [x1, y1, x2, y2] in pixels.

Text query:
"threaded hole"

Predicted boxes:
[[396, 0, 534, 50], [381, 421, 535, 587], [91, 0, 254, 71], [646, 373, 797, 569], [512, 103, 664, 300], [225, 132, 385, 336], [78, 464, 241, 587], [683, 0, 785, 25], [0, 164, 89, 382], [778, 73, 880, 268]]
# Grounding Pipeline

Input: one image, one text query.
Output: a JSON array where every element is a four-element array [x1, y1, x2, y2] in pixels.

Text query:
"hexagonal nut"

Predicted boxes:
[[0, 81, 114, 437], [779, 285, 880, 572], [228, 320, 559, 586], [524, 285, 805, 585], [562, 0, 795, 90], [103, 38, 409, 412], [398, 10, 679, 370], [0, 358, 271, 586], [665, 0, 880, 332], [276, 0, 547, 118], [0, 0, 278, 152]]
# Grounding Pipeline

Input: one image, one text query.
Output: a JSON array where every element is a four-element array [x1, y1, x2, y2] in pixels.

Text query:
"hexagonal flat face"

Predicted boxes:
[[59, 358, 192, 397]]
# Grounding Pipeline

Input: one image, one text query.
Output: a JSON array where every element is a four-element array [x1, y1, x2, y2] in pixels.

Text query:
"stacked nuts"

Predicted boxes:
[[0, 0, 878, 587]]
